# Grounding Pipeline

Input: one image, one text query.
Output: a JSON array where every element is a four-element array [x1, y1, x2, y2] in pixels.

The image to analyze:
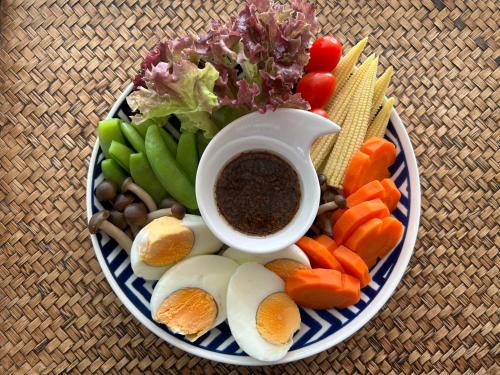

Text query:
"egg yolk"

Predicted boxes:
[[140, 217, 194, 266], [256, 292, 300, 345], [154, 288, 217, 340], [264, 259, 308, 280]]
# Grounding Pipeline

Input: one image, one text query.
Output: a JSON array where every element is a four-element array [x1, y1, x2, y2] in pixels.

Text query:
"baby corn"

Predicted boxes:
[[323, 57, 378, 188], [370, 66, 393, 120], [329, 37, 368, 103], [311, 55, 376, 169], [366, 97, 395, 139]]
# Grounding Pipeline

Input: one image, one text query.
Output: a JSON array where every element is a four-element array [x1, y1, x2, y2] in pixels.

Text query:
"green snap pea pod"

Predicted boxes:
[[176, 132, 199, 183], [133, 118, 160, 138], [145, 125, 197, 210], [196, 131, 211, 157], [109, 141, 134, 173], [98, 119, 126, 157], [120, 121, 146, 154], [159, 128, 178, 156], [130, 153, 169, 204], [101, 159, 127, 188]]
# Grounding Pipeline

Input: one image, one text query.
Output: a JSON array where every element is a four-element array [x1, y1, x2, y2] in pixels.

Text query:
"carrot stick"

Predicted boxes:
[[346, 180, 386, 208], [380, 178, 401, 212], [296, 236, 345, 272], [332, 199, 389, 244], [286, 268, 360, 309], [332, 246, 371, 287], [314, 234, 337, 254]]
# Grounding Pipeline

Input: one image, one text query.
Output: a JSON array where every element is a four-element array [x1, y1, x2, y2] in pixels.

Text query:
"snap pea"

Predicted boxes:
[[145, 125, 197, 210], [196, 131, 211, 157], [176, 132, 198, 182], [120, 121, 146, 154], [101, 159, 127, 188], [98, 119, 126, 158], [159, 128, 178, 156], [130, 153, 169, 204], [133, 118, 158, 138], [109, 141, 134, 173]]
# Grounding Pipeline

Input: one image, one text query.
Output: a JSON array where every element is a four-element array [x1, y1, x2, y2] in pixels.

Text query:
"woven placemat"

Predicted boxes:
[[1, 0, 498, 373]]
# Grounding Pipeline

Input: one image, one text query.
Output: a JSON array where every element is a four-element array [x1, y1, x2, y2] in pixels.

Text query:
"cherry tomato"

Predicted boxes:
[[297, 72, 336, 108], [305, 36, 343, 72], [311, 108, 329, 119]]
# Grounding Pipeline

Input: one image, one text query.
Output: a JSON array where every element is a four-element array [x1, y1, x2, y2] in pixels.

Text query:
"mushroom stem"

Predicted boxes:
[[317, 201, 339, 216], [316, 214, 332, 236], [122, 177, 157, 212], [147, 208, 173, 223], [100, 220, 133, 254]]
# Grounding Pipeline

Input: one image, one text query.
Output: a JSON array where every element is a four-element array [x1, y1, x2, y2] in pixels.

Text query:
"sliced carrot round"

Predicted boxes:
[[286, 268, 360, 309], [332, 246, 371, 287], [296, 236, 344, 272], [332, 199, 390, 244], [346, 180, 386, 209], [314, 234, 337, 254]]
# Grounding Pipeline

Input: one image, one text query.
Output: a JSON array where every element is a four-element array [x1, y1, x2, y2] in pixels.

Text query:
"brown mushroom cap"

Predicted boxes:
[[88, 210, 110, 233]]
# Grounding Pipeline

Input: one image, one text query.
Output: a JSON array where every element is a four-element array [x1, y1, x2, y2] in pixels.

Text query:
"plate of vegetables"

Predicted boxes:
[[86, 0, 420, 365]]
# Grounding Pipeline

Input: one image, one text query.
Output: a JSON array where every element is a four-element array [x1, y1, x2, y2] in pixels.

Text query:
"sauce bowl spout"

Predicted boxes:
[[196, 109, 340, 253]]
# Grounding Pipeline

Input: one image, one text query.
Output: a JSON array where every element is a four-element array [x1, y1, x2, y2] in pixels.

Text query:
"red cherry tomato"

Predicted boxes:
[[297, 72, 336, 108], [305, 36, 343, 72], [311, 108, 329, 119]]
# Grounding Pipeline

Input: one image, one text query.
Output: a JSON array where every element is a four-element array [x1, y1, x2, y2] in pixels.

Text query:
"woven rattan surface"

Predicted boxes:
[[1, 0, 498, 373]]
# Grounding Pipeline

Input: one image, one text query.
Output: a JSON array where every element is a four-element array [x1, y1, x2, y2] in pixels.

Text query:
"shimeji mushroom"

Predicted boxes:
[[88, 211, 132, 253], [122, 177, 157, 212], [146, 203, 186, 223]]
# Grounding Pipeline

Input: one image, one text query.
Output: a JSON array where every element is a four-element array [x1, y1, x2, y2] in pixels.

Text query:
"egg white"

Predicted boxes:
[[150, 255, 239, 340], [226, 262, 299, 362], [222, 244, 311, 268], [131, 214, 223, 280]]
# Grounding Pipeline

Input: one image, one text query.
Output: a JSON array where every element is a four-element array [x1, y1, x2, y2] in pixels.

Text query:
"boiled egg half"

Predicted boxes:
[[150, 255, 238, 341], [131, 215, 223, 280], [222, 245, 310, 280], [227, 262, 301, 362]]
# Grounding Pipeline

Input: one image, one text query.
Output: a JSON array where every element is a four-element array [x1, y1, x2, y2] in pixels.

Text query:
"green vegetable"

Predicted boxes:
[[98, 119, 126, 158], [159, 128, 178, 156], [211, 105, 249, 129], [196, 131, 211, 156], [120, 121, 146, 154], [130, 153, 169, 204], [176, 132, 199, 182], [145, 125, 198, 210], [133, 118, 163, 138], [127, 61, 220, 138], [109, 141, 134, 173], [101, 159, 127, 188], [176, 111, 219, 140]]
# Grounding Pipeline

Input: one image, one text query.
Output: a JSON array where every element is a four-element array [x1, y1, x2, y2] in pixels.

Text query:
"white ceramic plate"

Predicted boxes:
[[86, 84, 420, 365]]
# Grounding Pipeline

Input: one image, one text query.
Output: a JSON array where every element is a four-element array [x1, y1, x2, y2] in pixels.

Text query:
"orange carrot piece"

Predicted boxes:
[[380, 178, 401, 212], [362, 137, 396, 166], [315, 234, 337, 254], [346, 180, 386, 208], [342, 151, 371, 196], [286, 268, 361, 309], [345, 216, 404, 268], [332, 199, 390, 244], [331, 208, 347, 227], [332, 246, 371, 287], [343, 138, 397, 196], [296, 236, 345, 272]]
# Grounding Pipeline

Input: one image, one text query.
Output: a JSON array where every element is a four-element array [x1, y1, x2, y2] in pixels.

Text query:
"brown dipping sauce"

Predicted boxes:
[[215, 151, 301, 236]]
